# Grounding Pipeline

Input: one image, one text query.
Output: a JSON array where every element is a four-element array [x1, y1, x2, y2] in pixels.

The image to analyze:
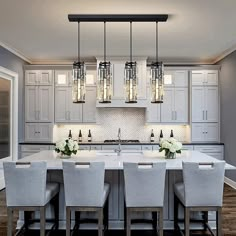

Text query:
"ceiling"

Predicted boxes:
[[0, 0, 236, 64]]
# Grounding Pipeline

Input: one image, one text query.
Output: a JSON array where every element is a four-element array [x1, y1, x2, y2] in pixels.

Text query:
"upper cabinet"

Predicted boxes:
[[25, 70, 53, 86], [164, 70, 188, 87], [55, 70, 72, 86], [191, 70, 218, 86]]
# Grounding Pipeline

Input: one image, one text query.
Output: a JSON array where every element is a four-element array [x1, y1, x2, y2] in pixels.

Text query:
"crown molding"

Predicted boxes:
[[213, 43, 236, 64], [0, 41, 32, 64]]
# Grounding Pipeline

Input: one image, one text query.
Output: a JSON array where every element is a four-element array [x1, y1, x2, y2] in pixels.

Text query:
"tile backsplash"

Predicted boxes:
[[53, 108, 190, 142]]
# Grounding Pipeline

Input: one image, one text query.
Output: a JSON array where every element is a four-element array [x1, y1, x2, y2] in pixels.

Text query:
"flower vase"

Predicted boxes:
[[165, 152, 176, 159], [59, 153, 71, 159]]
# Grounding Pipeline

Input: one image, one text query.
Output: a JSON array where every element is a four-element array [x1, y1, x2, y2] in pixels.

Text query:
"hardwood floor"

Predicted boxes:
[[0, 184, 236, 236]]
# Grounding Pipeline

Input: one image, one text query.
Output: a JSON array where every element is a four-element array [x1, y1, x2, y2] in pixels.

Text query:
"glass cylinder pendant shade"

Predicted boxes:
[[124, 61, 138, 103], [150, 62, 164, 103], [72, 61, 86, 103], [97, 61, 112, 103]]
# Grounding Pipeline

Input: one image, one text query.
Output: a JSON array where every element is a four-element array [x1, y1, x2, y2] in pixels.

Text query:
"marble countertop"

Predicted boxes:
[[19, 150, 234, 170]]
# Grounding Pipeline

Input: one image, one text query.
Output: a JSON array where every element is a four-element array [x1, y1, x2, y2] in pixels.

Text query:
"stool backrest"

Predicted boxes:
[[62, 161, 105, 207], [3, 162, 47, 206], [183, 161, 225, 207], [123, 162, 166, 207]]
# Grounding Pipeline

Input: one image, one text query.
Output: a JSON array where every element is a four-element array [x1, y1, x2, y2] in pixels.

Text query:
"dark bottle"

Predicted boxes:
[[78, 130, 82, 142], [150, 129, 155, 142], [170, 129, 174, 138], [159, 130, 163, 142], [88, 129, 92, 142], [68, 130, 72, 139]]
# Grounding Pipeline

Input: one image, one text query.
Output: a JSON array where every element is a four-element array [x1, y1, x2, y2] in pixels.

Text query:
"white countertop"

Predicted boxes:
[[19, 150, 235, 170]]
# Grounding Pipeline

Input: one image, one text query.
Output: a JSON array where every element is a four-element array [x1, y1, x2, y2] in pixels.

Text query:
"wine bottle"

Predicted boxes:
[[150, 129, 155, 142], [78, 130, 82, 142], [88, 129, 92, 142], [159, 129, 163, 142], [68, 130, 72, 139], [170, 129, 174, 138]]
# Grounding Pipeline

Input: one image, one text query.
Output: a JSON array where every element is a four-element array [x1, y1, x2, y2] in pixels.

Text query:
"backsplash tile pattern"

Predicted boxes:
[[53, 108, 190, 142]]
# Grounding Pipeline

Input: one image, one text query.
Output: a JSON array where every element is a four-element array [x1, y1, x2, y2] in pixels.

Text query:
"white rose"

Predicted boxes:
[[172, 142, 182, 151], [74, 142, 79, 150], [170, 145, 176, 153], [169, 138, 177, 143], [162, 141, 171, 149]]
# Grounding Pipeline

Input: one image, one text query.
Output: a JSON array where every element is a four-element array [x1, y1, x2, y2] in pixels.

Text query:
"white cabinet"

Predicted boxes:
[[25, 70, 53, 86], [25, 86, 53, 122], [192, 70, 218, 86], [192, 87, 218, 122], [164, 70, 188, 87], [191, 123, 219, 142], [25, 123, 53, 142], [193, 145, 224, 160], [161, 88, 188, 123], [20, 144, 53, 159], [55, 86, 96, 123], [55, 70, 72, 87]]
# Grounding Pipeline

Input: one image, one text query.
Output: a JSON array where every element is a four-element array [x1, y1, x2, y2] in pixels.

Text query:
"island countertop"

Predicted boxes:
[[19, 150, 235, 170]]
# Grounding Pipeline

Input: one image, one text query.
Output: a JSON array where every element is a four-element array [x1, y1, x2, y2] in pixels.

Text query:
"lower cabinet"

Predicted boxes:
[[191, 123, 219, 142], [193, 145, 224, 160], [20, 144, 54, 159], [25, 123, 53, 142]]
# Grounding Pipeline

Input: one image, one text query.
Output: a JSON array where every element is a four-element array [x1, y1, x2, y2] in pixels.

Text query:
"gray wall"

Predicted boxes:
[[0, 46, 28, 142], [217, 51, 236, 181]]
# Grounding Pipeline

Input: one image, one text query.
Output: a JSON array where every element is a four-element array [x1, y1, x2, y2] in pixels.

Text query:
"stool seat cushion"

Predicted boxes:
[[174, 182, 185, 205], [45, 183, 60, 205]]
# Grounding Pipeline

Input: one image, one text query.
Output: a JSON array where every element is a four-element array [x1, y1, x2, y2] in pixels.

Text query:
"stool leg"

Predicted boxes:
[[124, 201, 127, 231], [40, 207, 45, 236], [52, 193, 59, 229], [217, 207, 222, 236], [184, 207, 190, 236], [98, 208, 104, 236], [159, 209, 163, 236], [66, 207, 71, 236], [7, 208, 13, 236], [126, 208, 131, 236], [174, 194, 179, 233], [203, 211, 208, 231], [152, 212, 157, 232]]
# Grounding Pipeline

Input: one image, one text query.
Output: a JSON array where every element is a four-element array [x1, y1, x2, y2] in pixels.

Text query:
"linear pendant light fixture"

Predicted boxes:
[[72, 22, 86, 103], [97, 22, 112, 103], [150, 22, 164, 103], [125, 22, 137, 103], [68, 14, 168, 103]]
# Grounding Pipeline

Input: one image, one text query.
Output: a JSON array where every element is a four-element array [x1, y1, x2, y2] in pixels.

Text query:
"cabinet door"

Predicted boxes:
[[192, 87, 205, 122], [146, 103, 161, 123], [161, 88, 174, 122], [112, 63, 125, 99], [25, 70, 39, 85], [39, 70, 53, 85], [205, 87, 218, 122], [25, 123, 52, 142], [55, 70, 71, 87], [25, 123, 39, 141], [55, 87, 68, 122], [206, 70, 218, 85], [191, 123, 205, 142], [191, 71, 205, 86], [68, 87, 83, 122], [164, 71, 174, 87], [174, 70, 188, 87], [25, 86, 38, 122], [174, 88, 188, 123], [205, 123, 219, 142], [83, 87, 96, 123], [38, 86, 53, 122]]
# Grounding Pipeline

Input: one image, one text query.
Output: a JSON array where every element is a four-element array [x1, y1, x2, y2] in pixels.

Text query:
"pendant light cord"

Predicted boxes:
[[78, 22, 80, 62], [130, 21, 132, 62], [156, 21, 158, 62], [104, 21, 106, 62]]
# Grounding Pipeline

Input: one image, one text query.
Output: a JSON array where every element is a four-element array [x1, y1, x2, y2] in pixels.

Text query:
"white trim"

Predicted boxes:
[[0, 41, 32, 64], [224, 176, 236, 190], [0, 66, 18, 190], [213, 44, 236, 64]]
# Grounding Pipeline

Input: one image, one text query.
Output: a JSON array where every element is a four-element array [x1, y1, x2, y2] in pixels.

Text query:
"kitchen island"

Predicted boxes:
[[17, 150, 235, 230]]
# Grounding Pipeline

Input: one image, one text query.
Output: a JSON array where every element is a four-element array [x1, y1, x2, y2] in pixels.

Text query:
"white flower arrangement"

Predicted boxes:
[[159, 138, 182, 158], [55, 138, 79, 156]]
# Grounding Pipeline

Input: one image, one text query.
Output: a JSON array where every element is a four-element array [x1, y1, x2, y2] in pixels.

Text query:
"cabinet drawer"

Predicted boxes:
[[21, 145, 50, 152], [194, 145, 223, 153], [121, 145, 142, 150], [182, 145, 194, 151], [142, 145, 153, 151], [90, 145, 102, 150], [79, 145, 90, 150], [152, 145, 160, 150]]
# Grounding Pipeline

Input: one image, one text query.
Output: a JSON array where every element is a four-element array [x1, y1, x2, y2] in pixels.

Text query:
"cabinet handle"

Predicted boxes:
[[202, 111, 205, 120], [175, 111, 177, 120], [172, 111, 174, 120], [38, 111, 40, 120], [68, 111, 71, 120], [206, 110, 208, 120]]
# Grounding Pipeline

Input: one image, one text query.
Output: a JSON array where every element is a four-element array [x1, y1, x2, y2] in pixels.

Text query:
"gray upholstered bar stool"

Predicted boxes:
[[3, 161, 60, 236], [123, 162, 166, 236], [62, 161, 110, 236], [174, 161, 225, 236]]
